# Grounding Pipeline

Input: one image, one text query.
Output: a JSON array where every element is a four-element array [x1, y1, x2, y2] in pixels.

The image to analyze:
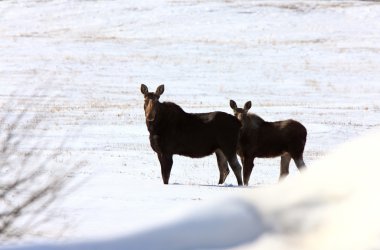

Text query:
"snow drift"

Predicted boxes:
[[4, 128, 380, 249]]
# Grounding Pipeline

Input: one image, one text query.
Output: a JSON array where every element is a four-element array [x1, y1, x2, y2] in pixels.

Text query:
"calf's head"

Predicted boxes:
[[230, 100, 251, 123], [140, 84, 165, 121]]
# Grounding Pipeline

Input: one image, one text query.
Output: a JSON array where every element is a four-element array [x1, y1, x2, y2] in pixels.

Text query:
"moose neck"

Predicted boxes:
[[237, 114, 249, 129], [244, 113, 264, 130], [146, 101, 185, 135]]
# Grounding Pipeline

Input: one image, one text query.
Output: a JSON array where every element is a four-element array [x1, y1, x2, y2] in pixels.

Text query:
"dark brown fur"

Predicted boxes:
[[140, 84, 243, 185], [230, 100, 307, 186]]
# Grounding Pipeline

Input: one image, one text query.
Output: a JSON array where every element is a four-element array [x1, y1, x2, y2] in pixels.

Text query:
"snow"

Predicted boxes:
[[4, 129, 380, 250], [1, 0, 380, 249]]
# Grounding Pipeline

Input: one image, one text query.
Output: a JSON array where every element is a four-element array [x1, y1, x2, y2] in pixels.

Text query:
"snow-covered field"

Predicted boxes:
[[1, 0, 380, 248]]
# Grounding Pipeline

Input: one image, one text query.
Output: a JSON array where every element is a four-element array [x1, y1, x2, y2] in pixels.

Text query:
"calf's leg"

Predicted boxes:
[[280, 153, 291, 180], [242, 156, 254, 186], [294, 155, 306, 171]]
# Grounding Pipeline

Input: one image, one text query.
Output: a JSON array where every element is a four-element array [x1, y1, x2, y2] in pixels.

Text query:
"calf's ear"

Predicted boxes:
[[230, 100, 237, 110], [141, 84, 148, 95], [156, 85, 165, 96], [244, 101, 252, 111]]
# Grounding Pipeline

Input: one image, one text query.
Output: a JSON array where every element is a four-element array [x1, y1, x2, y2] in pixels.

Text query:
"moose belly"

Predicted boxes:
[[256, 151, 285, 158], [150, 134, 216, 158], [177, 148, 215, 158], [174, 141, 216, 158], [169, 136, 216, 158], [250, 144, 285, 158]]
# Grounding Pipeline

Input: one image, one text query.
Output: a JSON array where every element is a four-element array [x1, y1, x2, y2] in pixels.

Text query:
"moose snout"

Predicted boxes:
[[145, 110, 156, 121], [145, 101, 157, 121], [146, 115, 155, 121]]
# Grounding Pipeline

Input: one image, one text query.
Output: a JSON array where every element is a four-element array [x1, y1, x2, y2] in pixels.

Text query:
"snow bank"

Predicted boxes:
[[3, 198, 263, 250], [4, 128, 380, 249]]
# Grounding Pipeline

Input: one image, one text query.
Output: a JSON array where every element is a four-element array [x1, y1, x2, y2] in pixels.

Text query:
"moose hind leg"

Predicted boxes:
[[157, 153, 173, 184], [280, 153, 291, 180], [215, 149, 229, 184], [226, 155, 243, 186], [294, 155, 306, 171]]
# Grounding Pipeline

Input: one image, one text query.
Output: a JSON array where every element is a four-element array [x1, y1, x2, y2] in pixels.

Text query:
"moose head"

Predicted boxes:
[[229, 100, 252, 122], [140, 84, 165, 122]]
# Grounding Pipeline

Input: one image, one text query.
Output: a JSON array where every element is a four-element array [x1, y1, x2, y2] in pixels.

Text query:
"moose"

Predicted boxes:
[[140, 84, 243, 185], [230, 100, 307, 186]]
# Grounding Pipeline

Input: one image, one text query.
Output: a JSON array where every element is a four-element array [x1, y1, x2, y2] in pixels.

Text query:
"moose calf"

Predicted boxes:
[[230, 100, 307, 186]]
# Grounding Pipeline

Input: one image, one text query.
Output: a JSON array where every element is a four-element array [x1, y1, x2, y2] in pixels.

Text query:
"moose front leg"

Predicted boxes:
[[157, 153, 173, 184], [242, 156, 254, 186], [226, 155, 243, 186]]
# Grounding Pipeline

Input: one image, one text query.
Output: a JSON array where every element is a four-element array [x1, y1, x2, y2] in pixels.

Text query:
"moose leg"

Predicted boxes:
[[242, 156, 254, 186], [215, 149, 229, 184], [293, 155, 306, 171], [226, 155, 243, 186], [280, 153, 291, 180], [157, 153, 173, 184]]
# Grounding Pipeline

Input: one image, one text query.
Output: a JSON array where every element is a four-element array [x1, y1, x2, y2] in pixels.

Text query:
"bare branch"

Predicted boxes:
[[0, 88, 82, 242]]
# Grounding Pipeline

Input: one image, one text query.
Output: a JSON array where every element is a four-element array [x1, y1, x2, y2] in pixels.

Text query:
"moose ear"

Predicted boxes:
[[230, 100, 237, 110], [155, 85, 165, 96], [244, 101, 252, 111], [141, 84, 148, 95]]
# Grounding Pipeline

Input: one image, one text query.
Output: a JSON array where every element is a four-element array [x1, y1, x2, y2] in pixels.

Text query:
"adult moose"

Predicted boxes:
[[230, 100, 307, 186], [140, 84, 243, 185]]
